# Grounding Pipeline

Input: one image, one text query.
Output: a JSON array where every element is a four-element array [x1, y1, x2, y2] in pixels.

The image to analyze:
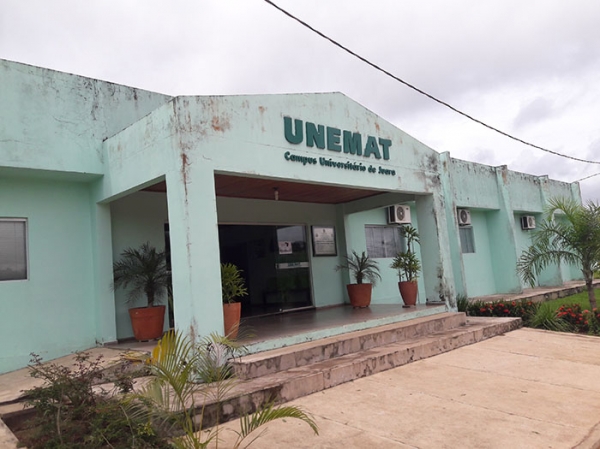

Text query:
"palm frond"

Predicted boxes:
[[234, 403, 319, 448], [517, 197, 600, 289], [335, 251, 382, 285], [529, 302, 572, 332]]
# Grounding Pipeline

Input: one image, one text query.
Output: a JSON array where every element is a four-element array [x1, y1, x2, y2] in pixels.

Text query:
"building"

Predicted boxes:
[[0, 59, 581, 374]]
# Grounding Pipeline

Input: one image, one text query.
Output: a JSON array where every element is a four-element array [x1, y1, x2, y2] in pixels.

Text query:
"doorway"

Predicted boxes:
[[218, 224, 313, 317]]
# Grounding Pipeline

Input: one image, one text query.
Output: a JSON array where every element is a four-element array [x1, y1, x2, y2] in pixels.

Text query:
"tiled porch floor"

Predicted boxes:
[[109, 303, 446, 353], [238, 303, 443, 345], [107, 280, 598, 354]]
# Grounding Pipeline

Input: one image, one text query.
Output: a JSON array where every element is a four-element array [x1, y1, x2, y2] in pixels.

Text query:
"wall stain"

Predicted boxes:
[[258, 106, 266, 132], [211, 115, 230, 132]]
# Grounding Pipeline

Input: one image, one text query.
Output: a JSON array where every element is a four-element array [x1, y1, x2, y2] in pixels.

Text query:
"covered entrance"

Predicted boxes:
[[218, 224, 313, 317]]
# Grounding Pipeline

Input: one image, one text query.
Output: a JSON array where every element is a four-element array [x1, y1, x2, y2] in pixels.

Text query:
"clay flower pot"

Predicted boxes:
[[347, 283, 373, 308], [399, 281, 418, 307], [223, 302, 242, 339], [128, 305, 166, 341]]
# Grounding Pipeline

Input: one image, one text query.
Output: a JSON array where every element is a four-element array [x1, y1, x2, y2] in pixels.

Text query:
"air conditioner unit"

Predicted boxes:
[[387, 205, 411, 225], [457, 208, 471, 226], [521, 215, 536, 230]]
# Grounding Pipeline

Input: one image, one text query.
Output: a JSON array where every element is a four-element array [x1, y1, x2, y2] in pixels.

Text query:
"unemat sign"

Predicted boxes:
[[282, 117, 396, 176]]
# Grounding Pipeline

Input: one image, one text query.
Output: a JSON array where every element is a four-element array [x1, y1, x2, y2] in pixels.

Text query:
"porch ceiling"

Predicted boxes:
[[144, 174, 382, 204]]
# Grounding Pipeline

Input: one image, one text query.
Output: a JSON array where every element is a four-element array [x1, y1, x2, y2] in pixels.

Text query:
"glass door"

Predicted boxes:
[[218, 224, 313, 317], [273, 225, 312, 312]]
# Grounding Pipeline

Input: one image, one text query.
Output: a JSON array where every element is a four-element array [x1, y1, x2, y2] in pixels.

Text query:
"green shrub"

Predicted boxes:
[[465, 298, 539, 325], [131, 330, 319, 448], [21, 353, 170, 449], [585, 308, 600, 334], [529, 302, 572, 332], [456, 294, 469, 312], [556, 304, 586, 331], [556, 304, 600, 335]]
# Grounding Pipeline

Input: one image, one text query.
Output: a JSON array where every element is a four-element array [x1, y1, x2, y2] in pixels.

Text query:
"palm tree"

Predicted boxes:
[[335, 250, 381, 285], [517, 198, 600, 309], [128, 330, 319, 448], [113, 242, 170, 307]]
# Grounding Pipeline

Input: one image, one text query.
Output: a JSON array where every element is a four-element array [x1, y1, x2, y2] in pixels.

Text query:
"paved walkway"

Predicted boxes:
[[210, 328, 600, 449], [472, 279, 600, 303]]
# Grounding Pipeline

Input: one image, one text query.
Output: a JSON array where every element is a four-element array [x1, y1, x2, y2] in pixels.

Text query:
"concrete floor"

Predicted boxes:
[[111, 303, 447, 354], [110, 279, 598, 355], [209, 328, 600, 449]]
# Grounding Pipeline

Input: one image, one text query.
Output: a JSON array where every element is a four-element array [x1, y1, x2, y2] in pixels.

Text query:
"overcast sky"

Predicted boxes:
[[2, 1, 600, 201]]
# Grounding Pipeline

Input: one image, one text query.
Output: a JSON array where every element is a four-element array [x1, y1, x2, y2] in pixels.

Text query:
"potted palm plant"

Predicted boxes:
[[390, 225, 421, 307], [335, 250, 381, 308], [221, 262, 248, 339], [113, 242, 170, 341]]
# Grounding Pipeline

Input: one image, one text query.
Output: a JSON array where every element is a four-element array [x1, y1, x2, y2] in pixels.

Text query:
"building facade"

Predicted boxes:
[[0, 59, 581, 374]]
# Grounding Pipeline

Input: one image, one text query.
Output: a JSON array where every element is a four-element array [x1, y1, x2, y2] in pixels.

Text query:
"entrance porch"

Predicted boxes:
[[109, 303, 447, 354]]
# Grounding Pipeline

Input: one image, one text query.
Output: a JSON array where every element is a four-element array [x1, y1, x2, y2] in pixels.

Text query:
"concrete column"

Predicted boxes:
[[488, 166, 522, 294], [438, 152, 466, 302], [91, 189, 118, 344], [166, 166, 223, 338], [570, 182, 582, 204], [336, 204, 351, 302], [414, 190, 456, 308]]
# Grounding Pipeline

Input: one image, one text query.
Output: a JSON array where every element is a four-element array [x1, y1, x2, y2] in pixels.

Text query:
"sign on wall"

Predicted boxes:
[[311, 225, 337, 256], [282, 117, 396, 177]]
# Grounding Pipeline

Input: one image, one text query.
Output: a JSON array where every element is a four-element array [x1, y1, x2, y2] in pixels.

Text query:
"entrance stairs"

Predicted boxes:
[[200, 312, 521, 426]]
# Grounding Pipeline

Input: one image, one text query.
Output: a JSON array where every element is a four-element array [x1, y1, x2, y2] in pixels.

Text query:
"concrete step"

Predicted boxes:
[[199, 315, 522, 427], [232, 312, 467, 380]]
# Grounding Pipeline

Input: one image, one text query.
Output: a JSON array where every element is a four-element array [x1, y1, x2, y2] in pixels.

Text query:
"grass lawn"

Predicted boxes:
[[543, 288, 600, 311]]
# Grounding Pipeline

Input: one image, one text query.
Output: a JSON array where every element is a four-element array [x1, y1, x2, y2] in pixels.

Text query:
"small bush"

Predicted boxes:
[[20, 352, 170, 449], [557, 304, 600, 335], [585, 308, 600, 334], [465, 299, 539, 325], [456, 294, 469, 312], [556, 304, 587, 331], [529, 302, 572, 332]]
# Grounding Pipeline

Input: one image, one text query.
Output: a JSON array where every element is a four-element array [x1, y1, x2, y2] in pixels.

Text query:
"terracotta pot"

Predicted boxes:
[[347, 283, 373, 308], [399, 281, 418, 306], [128, 305, 166, 341], [223, 302, 242, 339]]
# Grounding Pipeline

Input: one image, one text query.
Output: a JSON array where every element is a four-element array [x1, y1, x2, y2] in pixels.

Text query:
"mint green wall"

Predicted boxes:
[[450, 160, 500, 210], [513, 212, 538, 289], [0, 177, 96, 373], [344, 207, 425, 304], [0, 59, 170, 175], [507, 171, 544, 213], [110, 191, 170, 339], [217, 197, 344, 307], [462, 211, 497, 297]]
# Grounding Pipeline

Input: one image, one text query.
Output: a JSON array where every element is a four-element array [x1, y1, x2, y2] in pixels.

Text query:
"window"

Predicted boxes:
[[0, 219, 28, 281], [459, 226, 475, 253], [365, 225, 406, 258]]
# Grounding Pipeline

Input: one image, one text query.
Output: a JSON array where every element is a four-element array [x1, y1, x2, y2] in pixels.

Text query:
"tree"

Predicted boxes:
[[517, 197, 600, 310]]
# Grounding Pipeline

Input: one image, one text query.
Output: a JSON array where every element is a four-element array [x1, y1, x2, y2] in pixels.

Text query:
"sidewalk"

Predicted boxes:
[[471, 279, 600, 303], [210, 328, 600, 449]]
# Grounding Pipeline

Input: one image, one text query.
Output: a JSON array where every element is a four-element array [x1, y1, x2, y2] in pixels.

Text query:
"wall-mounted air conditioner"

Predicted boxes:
[[521, 215, 536, 230], [387, 205, 412, 225], [457, 208, 471, 226]]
